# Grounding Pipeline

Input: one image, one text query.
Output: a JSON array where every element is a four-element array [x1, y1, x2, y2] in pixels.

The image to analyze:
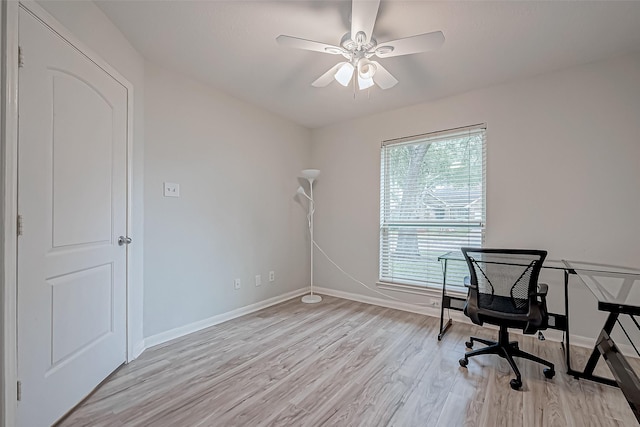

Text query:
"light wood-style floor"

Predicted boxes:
[[59, 296, 637, 426]]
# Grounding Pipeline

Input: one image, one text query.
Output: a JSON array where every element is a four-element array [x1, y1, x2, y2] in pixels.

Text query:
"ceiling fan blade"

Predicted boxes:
[[276, 35, 344, 55], [312, 62, 346, 87], [351, 0, 380, 43], [370, 61, 398, 90], [374, 31, 445, 58]]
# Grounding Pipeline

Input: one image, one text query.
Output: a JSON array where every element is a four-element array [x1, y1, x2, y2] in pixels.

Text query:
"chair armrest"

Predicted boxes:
[[535, 283, 548, 297], [463, 276, 476, 289]]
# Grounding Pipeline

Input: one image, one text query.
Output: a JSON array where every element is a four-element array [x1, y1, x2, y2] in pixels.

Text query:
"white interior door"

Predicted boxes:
[[17, 7, 128, 426]]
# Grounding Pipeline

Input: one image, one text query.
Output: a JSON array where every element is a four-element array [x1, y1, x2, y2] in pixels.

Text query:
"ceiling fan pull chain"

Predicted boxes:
[[353, 73, 357, 99]]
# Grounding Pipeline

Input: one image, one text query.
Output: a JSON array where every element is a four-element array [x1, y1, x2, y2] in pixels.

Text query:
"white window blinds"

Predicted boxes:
[[380, 124, 486, 289]]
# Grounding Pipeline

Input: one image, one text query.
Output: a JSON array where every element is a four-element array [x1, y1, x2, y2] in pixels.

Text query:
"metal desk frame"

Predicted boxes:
[[437, 252, 640, 407]]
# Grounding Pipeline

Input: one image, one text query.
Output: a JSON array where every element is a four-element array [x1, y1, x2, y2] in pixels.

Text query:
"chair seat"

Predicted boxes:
[[479, 294, 528, 314], [466, 294, 547, 332]]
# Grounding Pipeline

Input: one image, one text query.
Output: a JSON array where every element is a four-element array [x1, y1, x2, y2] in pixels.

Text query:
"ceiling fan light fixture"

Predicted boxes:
[[358, 60, 377, 79], [334, 62, 355, 86], [357, 74, 375, 90]]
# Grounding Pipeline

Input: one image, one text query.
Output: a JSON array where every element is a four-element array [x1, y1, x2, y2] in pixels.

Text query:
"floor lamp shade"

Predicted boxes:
[[301, 169, 320, 181]]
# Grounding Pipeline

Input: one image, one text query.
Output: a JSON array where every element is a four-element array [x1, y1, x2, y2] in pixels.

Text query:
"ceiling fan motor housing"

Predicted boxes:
[[340, 32, 377, 62]]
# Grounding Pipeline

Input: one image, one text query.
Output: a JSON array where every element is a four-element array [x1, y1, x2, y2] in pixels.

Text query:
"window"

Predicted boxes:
[[380, 124, 486, 290]]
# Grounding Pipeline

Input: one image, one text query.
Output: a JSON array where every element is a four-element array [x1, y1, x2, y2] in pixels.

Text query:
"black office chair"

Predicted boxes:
[[458, 248, 555, 390]]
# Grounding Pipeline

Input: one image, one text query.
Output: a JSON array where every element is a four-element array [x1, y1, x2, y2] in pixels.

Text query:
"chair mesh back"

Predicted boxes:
[[462, 250, 546, 315]]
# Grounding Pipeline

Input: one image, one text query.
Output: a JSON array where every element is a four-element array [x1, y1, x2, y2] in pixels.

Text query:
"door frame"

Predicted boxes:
[[1, 2, 138, 426]]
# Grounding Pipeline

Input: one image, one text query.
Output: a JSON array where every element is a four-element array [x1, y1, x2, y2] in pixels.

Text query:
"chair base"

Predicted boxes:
[[459, 326, 555, 390]]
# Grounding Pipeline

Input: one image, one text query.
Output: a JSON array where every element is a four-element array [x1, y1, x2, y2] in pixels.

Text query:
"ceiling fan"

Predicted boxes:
[[276, 0, 444, 91]]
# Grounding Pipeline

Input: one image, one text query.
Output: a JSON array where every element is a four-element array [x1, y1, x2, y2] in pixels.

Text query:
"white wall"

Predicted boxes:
[[36, 0, 146, 356], [310, 53, 640, 341], [143, 63, 311, 338]]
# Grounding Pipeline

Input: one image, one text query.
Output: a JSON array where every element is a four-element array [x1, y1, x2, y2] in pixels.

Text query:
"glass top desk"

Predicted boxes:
[[566, 260, 640, 315], [438, 251, 640, 422], [565, 260, 640, 422]]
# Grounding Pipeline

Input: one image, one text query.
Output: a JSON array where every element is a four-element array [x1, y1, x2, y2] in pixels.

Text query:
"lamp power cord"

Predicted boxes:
[[311, 239, 434, 308], [299, 188, 436, 309]]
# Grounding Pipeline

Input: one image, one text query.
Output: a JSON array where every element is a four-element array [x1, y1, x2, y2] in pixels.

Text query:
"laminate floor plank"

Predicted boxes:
[[63, 297, 352, 426], [208, 305, 388, 426], [59, 296, 637, 427], [385, 350, 457, 426], [195, 304, 392, 426], [519, 337, 562, 427], [114, 299, 360, 426], [313, 317, 437, 427]]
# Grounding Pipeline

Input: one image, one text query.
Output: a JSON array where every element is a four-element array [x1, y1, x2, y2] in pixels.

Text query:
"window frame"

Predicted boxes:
[[378, 124, 486, 292]]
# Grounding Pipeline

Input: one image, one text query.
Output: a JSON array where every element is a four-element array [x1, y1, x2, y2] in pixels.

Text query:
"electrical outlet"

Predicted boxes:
[[163, 182, 180, 197], [234, 279, 241, 290], [269, 271, 275, 282], [255, 275, 262, 287], [430, 299, 441, 308]]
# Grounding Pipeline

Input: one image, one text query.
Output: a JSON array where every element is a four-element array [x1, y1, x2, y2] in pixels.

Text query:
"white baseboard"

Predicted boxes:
[[314, 286, 453, 319], [142, 288, 308, 350], [132, 340, 146, 361], [313, 286, 636, 355], [140, 285, 637, 361], [314, 286, 474, 331]]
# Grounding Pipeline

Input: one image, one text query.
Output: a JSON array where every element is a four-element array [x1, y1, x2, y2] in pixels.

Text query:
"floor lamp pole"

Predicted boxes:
[[309, 180, 314, 295], [300, 169, 322, 304]]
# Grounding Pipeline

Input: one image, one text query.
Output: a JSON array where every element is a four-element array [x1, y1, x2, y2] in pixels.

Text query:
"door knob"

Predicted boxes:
[[118, 236, 132, 246]]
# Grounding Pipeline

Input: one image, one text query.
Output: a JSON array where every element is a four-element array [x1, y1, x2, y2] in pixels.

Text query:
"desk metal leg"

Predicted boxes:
[[583, 312, 619, 376], [563, 269, 573, 373], [438, 318, 452, 341], [597, 328, 640, 423], [562, 271, 617, 386], [438, 260, 450, 341], [565, 312, 619, 387]]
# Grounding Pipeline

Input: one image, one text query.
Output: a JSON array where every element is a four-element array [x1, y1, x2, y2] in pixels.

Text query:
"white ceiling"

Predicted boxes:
[[95, 0, 640, 129]]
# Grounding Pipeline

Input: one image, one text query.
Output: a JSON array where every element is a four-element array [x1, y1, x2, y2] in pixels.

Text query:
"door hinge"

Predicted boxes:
[[17, 215, 23, 236], [17, 381, 22, 401], [18, 46, 24, 68]]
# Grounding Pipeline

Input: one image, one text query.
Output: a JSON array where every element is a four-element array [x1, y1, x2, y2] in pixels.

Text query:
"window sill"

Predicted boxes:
[[376, 281, 467, 299]]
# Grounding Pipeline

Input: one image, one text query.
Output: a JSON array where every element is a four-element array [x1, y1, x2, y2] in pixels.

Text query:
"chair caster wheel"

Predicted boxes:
[[459, 358, 468, 368], [510, 379, 522, 390], [465, 341, 473, 349], [543, 368, 555, 379]]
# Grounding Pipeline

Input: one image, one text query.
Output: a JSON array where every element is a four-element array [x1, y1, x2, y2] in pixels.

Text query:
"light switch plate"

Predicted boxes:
[[164, 182, 180, 197]]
